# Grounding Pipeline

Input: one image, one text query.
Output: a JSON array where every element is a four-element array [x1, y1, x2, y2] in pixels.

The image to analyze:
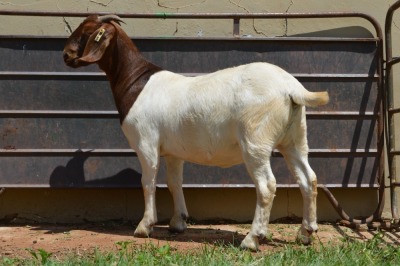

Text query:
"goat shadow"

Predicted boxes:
[[49, 150, 142, 188], [25, 223, 293, 248]]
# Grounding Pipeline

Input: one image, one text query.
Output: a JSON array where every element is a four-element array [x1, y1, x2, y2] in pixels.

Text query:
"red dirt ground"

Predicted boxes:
[[1, 221, 399, 259]]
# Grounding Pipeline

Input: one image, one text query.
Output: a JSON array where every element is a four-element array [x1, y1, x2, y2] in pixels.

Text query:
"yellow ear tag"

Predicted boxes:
[[94, 28, 105, 42]]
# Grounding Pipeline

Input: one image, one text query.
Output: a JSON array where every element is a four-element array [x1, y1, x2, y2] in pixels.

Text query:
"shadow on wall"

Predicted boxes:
[[49, 150, 142, 188], [291, 26, 374, 38], [296, 26, 379, 188]]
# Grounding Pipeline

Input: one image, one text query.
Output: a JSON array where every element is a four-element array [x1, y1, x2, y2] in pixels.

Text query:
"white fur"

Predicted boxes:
[[122, 62, 326, 250]]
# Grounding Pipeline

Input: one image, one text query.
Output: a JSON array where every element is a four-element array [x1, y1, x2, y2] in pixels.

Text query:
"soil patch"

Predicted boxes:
[[1, 221, 399, 259]]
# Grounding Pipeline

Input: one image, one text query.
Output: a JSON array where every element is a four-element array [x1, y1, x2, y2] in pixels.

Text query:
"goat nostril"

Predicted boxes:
[[63, 50, 76, 60], [63, 52, 69, 61]]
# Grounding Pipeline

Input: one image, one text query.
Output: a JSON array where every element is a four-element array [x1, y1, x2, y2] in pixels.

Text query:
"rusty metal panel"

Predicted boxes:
[[0, 77, 114, 110], [137, 39, 378, 74], [0, 37, 380, 188], [0, 154, 379, 188], [0, 38, 378, 73], [0, 117, 377, 150]]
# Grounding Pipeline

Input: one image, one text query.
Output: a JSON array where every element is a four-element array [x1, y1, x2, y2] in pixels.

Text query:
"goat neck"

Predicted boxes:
[[97, 24, 162, 124]]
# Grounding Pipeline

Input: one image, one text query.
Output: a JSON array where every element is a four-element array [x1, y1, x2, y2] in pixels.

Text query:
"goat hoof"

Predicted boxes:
[[168, 223, 186, 234], [169, 216, 187, 234], [302, 221, 318, 232], [258, 232, 268, 240], [296, 235, 312, 245], [296, 227, 313, 245], [169, 227, 185, 234], [240, 234, 259, 252], [134, 223, 153, 238]]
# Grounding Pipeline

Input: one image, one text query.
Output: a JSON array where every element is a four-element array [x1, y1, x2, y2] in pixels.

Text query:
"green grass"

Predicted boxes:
[[1, 233, 399, 266]]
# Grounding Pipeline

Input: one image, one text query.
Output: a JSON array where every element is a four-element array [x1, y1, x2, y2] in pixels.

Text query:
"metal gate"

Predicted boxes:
[[0, 10, 387, 224], [385, 0, 400, 226]]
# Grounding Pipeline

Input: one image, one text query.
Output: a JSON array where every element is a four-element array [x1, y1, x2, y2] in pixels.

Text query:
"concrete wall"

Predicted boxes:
[[0, 0, 397, 38], [1, 0, 400, 224], [0, 188, 378, 224]]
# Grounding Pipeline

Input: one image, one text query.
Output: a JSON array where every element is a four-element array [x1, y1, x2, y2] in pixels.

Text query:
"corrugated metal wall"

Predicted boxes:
[[0, 36, 382, 189]]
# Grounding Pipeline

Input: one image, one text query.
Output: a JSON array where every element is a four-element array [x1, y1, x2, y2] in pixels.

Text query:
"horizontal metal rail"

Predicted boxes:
[[0, 110, 118, 118], [0, 71, 105, 77], [0, 148, 135, 156], [0, 71, 380, 79], [388, 150, 400, 156], [0, 35, 380, 42], [0, 183, 379, 189], [0, 110, 377, 119], [0, 148, 378, 157], [388, 107, 400, 114], [386, 56, 400, 67], [0, 10, 383, 39]]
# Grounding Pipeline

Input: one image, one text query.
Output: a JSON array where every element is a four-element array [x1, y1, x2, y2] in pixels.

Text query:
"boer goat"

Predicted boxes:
[[63, 15, 329, 251]]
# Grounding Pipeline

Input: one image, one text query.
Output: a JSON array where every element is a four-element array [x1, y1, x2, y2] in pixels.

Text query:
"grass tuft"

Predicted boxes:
[[1, 233, 399, 266]]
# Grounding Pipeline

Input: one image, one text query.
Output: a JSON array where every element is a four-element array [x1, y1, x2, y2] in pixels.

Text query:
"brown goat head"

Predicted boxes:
[[63, 15, 124, 68]]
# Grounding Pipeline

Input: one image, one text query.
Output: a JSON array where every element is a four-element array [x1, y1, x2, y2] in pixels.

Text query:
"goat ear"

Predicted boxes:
[[78, 24, 115, 64]]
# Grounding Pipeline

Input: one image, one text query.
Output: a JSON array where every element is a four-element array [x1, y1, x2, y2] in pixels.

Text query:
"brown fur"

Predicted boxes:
[[63, 16, 162, 123]]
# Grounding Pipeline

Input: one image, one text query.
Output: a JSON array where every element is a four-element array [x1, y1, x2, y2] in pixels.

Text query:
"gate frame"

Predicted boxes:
[[385, 0, 400, 225], [0, 10, 386, 225]]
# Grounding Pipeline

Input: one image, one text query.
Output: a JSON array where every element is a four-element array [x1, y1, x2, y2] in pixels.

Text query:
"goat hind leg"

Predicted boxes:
[[281, 147, 318, 244], [165, 156, 188, 233], [240, 156, 276, 251]]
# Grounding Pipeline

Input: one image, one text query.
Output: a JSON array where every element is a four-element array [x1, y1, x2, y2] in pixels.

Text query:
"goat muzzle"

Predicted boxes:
[[63, 50, 79, 67]]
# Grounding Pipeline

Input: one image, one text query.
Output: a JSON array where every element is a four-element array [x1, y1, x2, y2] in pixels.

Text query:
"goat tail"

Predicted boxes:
[[290, 90, 329, 107]]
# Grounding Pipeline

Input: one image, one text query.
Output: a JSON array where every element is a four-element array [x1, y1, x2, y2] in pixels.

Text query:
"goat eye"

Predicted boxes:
[[79, 35, 89, 47]]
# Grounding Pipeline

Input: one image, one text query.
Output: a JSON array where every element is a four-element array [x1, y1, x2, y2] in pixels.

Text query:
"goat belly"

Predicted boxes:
[[121, 107, 245, 168], [121, 114, 244, 168], [160, 138, 244, 168]]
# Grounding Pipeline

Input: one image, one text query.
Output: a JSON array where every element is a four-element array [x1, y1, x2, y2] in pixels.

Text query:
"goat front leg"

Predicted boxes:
[[165, 156, 188, 233], [134, 150, 160, 238]]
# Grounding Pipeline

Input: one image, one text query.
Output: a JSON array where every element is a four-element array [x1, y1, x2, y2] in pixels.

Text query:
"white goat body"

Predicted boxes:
[[63, 16, 329, 251], [122, 62, 325, 168]]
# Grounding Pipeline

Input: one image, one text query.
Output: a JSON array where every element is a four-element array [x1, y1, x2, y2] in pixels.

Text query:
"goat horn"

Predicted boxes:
[[98, 14, 125, 25]]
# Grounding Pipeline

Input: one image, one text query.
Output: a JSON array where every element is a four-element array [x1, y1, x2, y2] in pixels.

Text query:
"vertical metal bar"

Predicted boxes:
[[389, 67, 399, 220], [385, 0, 400, 221], [377, 36, 386, 221], [233, 18, 240, 37], [320, 31, 386, 223], [386, 0, 395, 221]]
